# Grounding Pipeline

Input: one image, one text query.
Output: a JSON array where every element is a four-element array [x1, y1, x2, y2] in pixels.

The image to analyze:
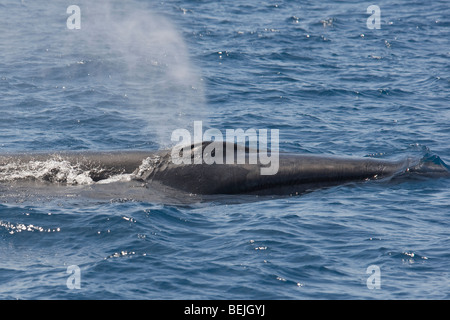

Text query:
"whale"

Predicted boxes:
[[0, 141, 448, 198]]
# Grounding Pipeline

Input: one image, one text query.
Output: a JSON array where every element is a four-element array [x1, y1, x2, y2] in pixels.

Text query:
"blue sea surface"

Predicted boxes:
[[0, 0, 449, 299]]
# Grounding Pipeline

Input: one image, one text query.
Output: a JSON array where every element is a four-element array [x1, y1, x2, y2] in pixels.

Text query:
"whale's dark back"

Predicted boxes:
[[134, 142, 449, 195], [0, 142, 448, 196]]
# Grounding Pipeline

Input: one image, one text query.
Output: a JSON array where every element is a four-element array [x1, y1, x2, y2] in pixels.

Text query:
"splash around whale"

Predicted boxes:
[[0, 141, 448, 203]]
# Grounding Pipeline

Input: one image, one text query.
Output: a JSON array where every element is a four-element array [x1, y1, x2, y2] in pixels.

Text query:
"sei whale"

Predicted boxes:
[[0, 141, 448, 198]]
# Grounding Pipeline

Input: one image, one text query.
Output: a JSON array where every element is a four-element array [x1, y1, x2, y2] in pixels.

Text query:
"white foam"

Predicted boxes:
[[95, 173, 133, 184], [0, 157, 93, 185]]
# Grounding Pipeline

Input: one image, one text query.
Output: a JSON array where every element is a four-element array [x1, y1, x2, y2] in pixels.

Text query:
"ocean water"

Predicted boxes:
[[0, 0, 449, 300]]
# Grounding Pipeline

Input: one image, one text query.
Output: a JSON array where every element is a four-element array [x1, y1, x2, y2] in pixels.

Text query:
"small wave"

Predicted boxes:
[[0, 220, 61, 235], [366, 145, 450, 178], [401, 145, 449, 176], [411, 153, 450, 176], [388, 251, 429, 264]]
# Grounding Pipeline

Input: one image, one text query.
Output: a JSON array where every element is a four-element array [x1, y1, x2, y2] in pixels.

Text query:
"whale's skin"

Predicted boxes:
[[0, 142, 448, 196]]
